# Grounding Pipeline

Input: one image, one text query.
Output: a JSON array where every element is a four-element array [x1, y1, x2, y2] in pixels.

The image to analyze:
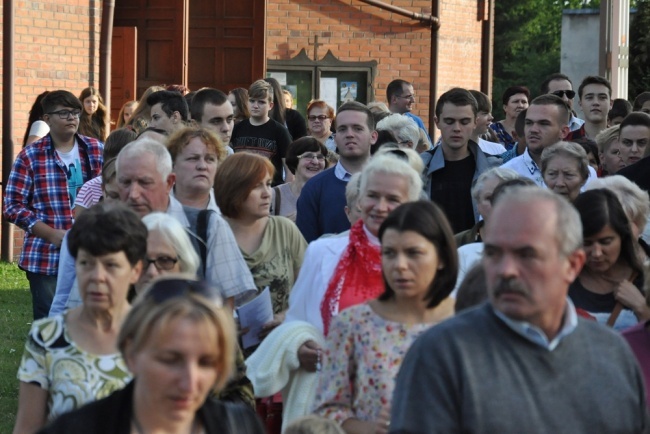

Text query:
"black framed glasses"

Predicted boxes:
[[298, 153, 326, 161], [47, 109, 82, 119], [144, 255, 179, 271], [551, 90, 576, 99], [308, 115, 329, 121], [145, 278, 222, 307]]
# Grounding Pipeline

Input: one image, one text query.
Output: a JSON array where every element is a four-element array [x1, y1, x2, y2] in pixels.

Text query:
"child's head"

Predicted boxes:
[[248, 80, 274, 104], [283, 416, 345, 434]]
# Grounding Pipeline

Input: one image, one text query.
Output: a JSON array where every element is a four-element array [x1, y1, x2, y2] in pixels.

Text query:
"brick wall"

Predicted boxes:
[[266, 0, 485, 132], [0, 0, 102, 262]]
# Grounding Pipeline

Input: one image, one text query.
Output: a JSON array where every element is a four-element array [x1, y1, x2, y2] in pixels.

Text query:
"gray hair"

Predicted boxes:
[[586, 175, 650, 230], [374, 145, 425, 175], [376, 114, 420, 148], [116, 138, 173, 183], [595, 125, 620, 153], [471, 167, 520, 201], [496, 186, 583, 257], [141, 212, 200, 275], [359, 155, 423, 202], [541, 141, 590, 182]]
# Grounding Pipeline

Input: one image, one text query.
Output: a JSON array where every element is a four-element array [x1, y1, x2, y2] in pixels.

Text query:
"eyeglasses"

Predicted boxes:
[[144, 255, 179, 271], [298, 153, 326, 161], [308, 115, 330, 122], [397, 140, 413, 147], [145, 278, 222, 307], [397, 94, 415, 101], [551, 90, 576, 99], [47, 109, 82, 119]]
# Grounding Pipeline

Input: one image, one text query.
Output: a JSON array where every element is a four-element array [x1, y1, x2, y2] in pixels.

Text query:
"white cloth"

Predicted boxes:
[[245, 320, 325, 431], [453, 242, 485, 297], [29, 120, 50, 138], [478, 138, 506, 155]]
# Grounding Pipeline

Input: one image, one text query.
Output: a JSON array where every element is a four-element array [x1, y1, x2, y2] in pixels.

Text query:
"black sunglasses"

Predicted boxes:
[[552, 90, 576, 99], [145, 278, 222, 307]]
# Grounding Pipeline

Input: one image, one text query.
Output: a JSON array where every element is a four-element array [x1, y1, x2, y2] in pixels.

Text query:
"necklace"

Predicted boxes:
[[132, 414, 200, 434]]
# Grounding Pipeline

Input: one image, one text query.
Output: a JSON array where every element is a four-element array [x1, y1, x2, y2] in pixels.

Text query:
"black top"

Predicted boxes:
[[428, 155, 476, 233], [285, 108, 307, 140], [619, 156, 650, 195]]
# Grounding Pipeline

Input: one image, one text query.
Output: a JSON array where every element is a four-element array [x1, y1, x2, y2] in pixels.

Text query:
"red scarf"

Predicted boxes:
[[320, 220, 384, 335]]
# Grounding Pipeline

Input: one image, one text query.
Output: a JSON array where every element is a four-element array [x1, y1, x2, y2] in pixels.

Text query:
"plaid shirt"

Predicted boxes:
[[4, 134, 103, 275]]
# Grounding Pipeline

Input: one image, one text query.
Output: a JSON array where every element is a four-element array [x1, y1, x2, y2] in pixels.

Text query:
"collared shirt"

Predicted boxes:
[[493, 298, 579, 351], [334, 161, 353, 182], [4, 134, 103, 275], [569, 115, 585, 132]]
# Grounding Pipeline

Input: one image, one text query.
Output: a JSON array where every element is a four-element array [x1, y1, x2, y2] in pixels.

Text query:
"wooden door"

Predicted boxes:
[[188, 0, 266, 91], [110, 26, 137, 126]]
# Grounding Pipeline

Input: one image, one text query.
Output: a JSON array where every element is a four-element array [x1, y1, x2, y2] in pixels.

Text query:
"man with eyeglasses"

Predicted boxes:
[[4, 90, 103, 320], [386, 79, 432, 144], [540, 73, 584, 133]]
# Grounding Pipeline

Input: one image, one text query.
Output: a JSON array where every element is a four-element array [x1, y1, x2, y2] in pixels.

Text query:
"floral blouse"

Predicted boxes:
[[312, 303, 434, 424], [17, 313, 131, 421]]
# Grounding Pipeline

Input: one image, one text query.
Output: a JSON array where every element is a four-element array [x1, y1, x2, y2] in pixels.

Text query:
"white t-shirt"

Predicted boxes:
[[56, 141, 84, 206]]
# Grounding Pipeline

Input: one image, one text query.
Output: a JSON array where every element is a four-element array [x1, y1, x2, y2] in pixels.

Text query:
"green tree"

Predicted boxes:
[[629, 0, 650, 101]]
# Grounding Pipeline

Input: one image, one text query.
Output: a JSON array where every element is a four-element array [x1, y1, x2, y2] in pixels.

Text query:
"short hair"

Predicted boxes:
[[376, 114, 420, 147], [104, 128, 138, 161], [374, 145, 425, 175], [118, 276, 235, 393], [471, 167, 520, 201], [586, 175, 650, 232], [514, 108, 527, 137], [574, 189, 643, 277], [147, 90, 190, 121], [306, 100, 335, 119], [284, 415, 345, 434], [359, 155, 423, 202], [116, 138, 173, 183], [386, 79, 411, 102], [166, 126, 228, 165], [455, 264, 488, 312], [41, 90, 82, 114], [68, 202, 147, 265], [609, 98, 633, 121], [541, 141, 590, 182], [495, 186, 583, 257], [529, 94, 571, 125], [501, 86, 530, 106], [469, 90, 492, 113], [619, 112, 650, 133], [373, 130, 398, 154], [137, 126, 169, 140], [190, 88, 229, 122], [165, 84, 189, 95], [345, 172, 363, 210], [335, 101, 376, 131], [141, 212, 200, 275], [435, 88, 478, 119], [595, 125, 620, 153], [229, 88, 251, 120], [633, 92, 650, 111], [285, 136, 329, 174], [367, 101, 390, 114], [578, 75, 612, 99], [378, 201, 458, 308], [248, 79, 273, 102], [214, 152, 275, 218], [540, 73, 573, 94], [490, 178, 537, 206]]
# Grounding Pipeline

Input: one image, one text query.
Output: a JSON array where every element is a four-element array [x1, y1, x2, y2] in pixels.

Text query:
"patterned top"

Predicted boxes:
[[313, 303, 433, 424], [3, 134, 103, 274], [74, 176, 104, 209], [489, 122, 516, 150], [17, 314, 131, 421]]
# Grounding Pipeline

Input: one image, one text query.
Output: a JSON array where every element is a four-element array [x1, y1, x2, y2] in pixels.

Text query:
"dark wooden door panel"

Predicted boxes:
[[110, 26, 137, 126]]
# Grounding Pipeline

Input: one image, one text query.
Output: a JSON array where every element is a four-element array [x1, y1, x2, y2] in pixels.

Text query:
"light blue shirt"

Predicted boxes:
[[334, 161, 353, 182], [493, 298, 578, 351], [569, 115, 585, 132]]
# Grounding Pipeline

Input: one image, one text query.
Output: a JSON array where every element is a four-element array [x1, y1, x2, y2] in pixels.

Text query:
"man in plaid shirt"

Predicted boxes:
[[4, 90, 103, 319]]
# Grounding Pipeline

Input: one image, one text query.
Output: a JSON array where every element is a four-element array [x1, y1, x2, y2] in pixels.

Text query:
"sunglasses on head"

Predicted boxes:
[[145, 278, 222, 307], [552, 90, 576, 99]]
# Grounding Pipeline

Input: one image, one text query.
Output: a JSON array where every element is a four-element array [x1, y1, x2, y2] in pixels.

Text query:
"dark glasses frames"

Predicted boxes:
[[551, 90, 576, 99]]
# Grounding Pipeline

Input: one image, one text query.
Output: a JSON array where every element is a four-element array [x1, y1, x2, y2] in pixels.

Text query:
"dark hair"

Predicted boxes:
[[633, 92, 650, 111], [619, 112, 650, 133], [501, 86, 530, 106], [263, 77, 287, 125], [377, 201, 458, 308], [68, 202, 148, 266], [229, 88, 251, 122], [336, 101, 376, 131], [147, 90, 190, 121], [137, 126, 169, 139], [23, 91, 50, 147], [285, 136, 329, 174], [435, 88, 478, 119], [454, 264, 488, 312], [578, 76, 612, 99], [191, 88, 229, 122], [514, 108, 527, 137], [372, 130, 398, 154], [104, 128, 138, 161], [573, 189, 643, 277], [184, 91, 197, 112], [609, 98, 632, 121], [386, 79, 411, 102], [41, 90, 82, 115], [540, 73, 572, 95], [530, 94, 571, 125], [469, 90, 492, 113], [491, 177, 536, 205], [572, 137, 600, 167]]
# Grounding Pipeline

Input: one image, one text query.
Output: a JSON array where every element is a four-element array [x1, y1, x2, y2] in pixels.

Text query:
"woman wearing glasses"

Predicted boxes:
[[38, 277, 265, 434], [272, 137, 329, 222], [307, 100, 336, 151], [14, 203, 147, 434]]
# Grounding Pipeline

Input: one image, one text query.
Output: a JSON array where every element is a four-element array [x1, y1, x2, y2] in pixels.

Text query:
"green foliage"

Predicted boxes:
[[629, 0, 650, 100]]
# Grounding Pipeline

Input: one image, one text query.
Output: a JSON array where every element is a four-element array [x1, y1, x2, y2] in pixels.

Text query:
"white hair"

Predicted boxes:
[[376, 114, 420, 147], [586, 175, 650, 230], [116, 138, 173, 182], [359, 155, 423, 201], [141, 212, 200, 275]]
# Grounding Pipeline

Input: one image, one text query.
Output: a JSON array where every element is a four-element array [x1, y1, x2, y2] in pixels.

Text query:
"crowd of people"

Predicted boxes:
[[5, 72, 650, 434]]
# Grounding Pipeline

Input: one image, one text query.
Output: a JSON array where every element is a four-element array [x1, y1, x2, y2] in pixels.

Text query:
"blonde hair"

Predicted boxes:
[[359, 155, 423, 201]]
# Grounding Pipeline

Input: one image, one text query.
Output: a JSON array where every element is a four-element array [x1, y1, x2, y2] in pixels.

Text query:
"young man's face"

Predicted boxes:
[[248, 96, 273, 121], [150, 103, 177, 133], [435, 103, 476, 155], [619, 124, 650, 166], [579, 84, 611, 124], [391, 84, 415, 114], [334, 110, 377, 161], [44, 105, 81, 139], [199, 102, 234, 145], [474, 110, 494, 137], [547, 79, 575, 110], [525, 104, 568, 157]]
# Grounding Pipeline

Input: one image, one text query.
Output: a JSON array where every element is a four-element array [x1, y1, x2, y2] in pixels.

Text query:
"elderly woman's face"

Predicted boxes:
[[543, 155, 585, 202], [173, 137, 218, 196], [307, 106, 332, 138], [76, 249, 142, 310], [137, 230, 182, 293], [359, 172, 411, 236], [127, 317, 219, 423]]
